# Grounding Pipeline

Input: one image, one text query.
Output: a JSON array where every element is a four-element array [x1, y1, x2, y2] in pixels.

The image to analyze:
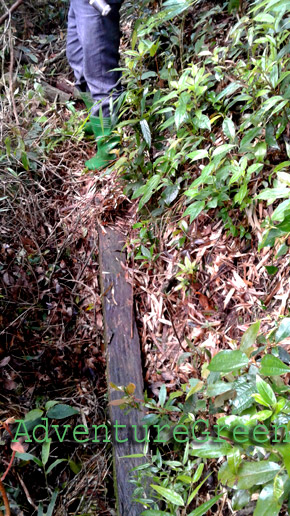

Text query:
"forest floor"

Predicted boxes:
[[1, 0, 290, 515], [0, 2, 120, 514]]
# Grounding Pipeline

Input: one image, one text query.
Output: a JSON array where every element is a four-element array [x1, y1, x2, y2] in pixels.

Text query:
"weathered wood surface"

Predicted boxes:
[[98, 226, 147, 516], [41, 81, 71, 103]]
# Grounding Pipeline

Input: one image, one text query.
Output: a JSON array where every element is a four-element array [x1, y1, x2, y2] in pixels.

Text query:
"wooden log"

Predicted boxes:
[[40, 81, 71, 104], [98, 226, 147, 516]]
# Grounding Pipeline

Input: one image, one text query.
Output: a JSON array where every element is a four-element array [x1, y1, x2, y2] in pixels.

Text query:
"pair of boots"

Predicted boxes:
[[80, 92, 119, 170]]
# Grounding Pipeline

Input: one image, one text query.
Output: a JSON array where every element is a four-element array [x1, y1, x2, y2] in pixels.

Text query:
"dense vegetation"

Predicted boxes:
[[112, 0, 290, 514], [116, 0, 290, 252]]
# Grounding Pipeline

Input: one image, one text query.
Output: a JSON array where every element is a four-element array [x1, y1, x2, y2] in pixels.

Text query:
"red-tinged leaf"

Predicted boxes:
[[11, 441, 26, 453], [4, 417, 15, 425], [109, 398, 128, 406], [196, 292, 214, 311]]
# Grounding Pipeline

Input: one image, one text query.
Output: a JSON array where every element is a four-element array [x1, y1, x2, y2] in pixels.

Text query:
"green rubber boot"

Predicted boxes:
[[85, 116, 120, 171]]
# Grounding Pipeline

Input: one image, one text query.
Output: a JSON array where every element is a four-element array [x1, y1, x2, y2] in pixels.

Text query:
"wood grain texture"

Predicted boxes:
[[40, 81, 71, 103], [98, 226, 147, 516]]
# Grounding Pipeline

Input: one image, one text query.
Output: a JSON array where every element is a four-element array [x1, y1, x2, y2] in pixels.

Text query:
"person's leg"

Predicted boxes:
[[66, 2, 87, 92], [70, 0, 122, 118]]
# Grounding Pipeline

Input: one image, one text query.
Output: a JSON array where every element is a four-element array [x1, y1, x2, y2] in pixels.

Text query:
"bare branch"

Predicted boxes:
[[0, 0, 24, 25]]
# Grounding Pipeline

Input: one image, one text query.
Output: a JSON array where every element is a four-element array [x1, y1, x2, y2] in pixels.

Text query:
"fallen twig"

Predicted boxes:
[[0, 0, 23, 25], [0, 479, 10, 516]]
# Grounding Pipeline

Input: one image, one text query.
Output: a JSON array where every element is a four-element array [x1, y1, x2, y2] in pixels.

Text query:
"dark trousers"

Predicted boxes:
[[66, 0, 122, 117]]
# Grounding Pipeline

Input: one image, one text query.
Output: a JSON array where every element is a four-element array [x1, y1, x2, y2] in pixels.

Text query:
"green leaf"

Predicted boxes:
[[37, 503, 43, 516], [228, 0, 240, 12], [208, 350, 249, 373], [212, 144, 236, 157], [150, 485, 184, 506], [223, 118, 236, 141], [254, 142, 267, 162], [184, 201, 205, 222], [253, 484, 282, 516], [141, 71, 158, 80], [45, 400, 59, 411], [275, 243, 288, 257], [141, 413, 159, 426], [259, 227, 286, 249], [15, 452, 42, 467], [187, 149, 209, 162], [195, 114, 211, 131], [187, 473, 212, 505], [206, 382, 234, 397], [232, 378, 256, 414], [228, 447, 241, 474], [218, 460, 237, 487], [46, 458, 67, 475], [234, 181, 248, 205], [252, 393, 271, 408], [277, 171, 290, 186], [140, 119, 151, 147], [256, 376, 276, 407], [275, 318, 290, 343], [229, 166, 244, 185], [159, 384, 167, 407], [120, 453, 145, 458], [254, 13, 275, 23], [188, 494, 223, 516], [186, 381, 203, 399], [216, 82, 241, 101], [250, 410, 272, 421], [237, 461, 280, 489], [162, 184, 180, 205], [265, 266, 278, 275], [137, 175, 161, 210], [141, 511, 171, 516], [176, 474, 192, 484], [232, 490, 250, 511], [47, 404, 79, 419], [273, 161, 290, 174], [47, 490, 58, 516], [275, 444, 290, 476], [240, 321, 260, 356], [192, 463, 204, 483], [68, 459, 82, 474], [141, 245, 151, 259], [240, 127, 262, 150], [175, 98, 187, 129], [256, 187, 290, 203], [262, 96, 286, 113], [190, 441, 232, 458], [24, 409, 44, 422], [273, 475, 284, 500], [260, 355, 290, 376], [41, 439, 51, 466], [131, 28, 137, 50], [277, 215, 290, 232], [21, 151, 30, 171]]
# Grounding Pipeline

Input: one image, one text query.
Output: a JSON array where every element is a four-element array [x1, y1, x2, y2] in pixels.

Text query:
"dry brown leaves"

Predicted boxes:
[[115, 207, 290, 396], [0, 120, 115, 513]]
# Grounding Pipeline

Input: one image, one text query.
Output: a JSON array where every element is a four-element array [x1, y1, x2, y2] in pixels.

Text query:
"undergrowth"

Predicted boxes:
[[111, 0, 290, 514], [1, 1, 115, 514], [115, 319, 290, 515], [116, 0, 290, 259]]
